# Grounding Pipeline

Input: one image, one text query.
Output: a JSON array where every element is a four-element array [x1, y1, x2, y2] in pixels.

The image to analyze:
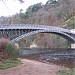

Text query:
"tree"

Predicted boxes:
[[46, 0, 58, 4], [26, 3, 42, 13], [64, 16, 75, 29], [18, 0, 24, 3], [19, 2, 43, 18], [1, 0, 24, 3]]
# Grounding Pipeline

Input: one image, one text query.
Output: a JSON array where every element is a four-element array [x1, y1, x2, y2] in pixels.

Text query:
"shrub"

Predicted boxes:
[[0, 38, 9, 52], [0, 38, 9, 60], [0, 38, 18, 60], [6, 43, 19, 59]]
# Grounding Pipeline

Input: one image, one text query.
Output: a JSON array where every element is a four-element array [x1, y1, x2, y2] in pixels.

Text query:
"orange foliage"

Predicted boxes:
[[0, 38, 9, 51], [0, 38, 10, 60]]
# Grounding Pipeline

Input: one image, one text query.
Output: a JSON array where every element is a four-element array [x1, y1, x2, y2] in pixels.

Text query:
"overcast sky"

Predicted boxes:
[[0, 0, 47, 17]]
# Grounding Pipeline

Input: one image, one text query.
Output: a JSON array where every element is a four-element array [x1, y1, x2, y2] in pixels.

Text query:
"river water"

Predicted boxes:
[[19, 48, 75, 68]]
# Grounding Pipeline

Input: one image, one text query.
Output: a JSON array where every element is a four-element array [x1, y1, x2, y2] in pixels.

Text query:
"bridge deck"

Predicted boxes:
[[0, 24, 69, 31], [0, 24, 75, 43]]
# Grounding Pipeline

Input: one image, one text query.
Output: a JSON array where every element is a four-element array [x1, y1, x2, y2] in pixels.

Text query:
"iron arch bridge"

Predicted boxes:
[[0, 24, 75, 43]]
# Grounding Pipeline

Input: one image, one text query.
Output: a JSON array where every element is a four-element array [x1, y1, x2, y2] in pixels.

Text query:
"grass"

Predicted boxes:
[[58, 68, 75, 75], [0, 59, 22, 70]]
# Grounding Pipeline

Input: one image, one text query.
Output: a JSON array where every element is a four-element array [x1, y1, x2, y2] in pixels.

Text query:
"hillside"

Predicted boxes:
[[0, 0, 75, 48]]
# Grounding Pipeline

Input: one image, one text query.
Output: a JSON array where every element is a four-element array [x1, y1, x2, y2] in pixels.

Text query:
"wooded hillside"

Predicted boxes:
[[0, 0, 75, 48]]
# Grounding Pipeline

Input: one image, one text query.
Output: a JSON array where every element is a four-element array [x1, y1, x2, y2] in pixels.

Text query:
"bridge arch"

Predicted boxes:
[[11, 29, 75, 43]]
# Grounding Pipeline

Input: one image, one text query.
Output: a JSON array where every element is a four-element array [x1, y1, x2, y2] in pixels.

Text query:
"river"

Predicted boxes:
[[19, 48, 75, 68]]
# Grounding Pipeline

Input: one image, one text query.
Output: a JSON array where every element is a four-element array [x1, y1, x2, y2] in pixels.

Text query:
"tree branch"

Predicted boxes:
[[2, 0, 10, 10]]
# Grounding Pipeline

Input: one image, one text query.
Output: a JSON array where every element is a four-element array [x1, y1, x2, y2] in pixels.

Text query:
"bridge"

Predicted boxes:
[[0, 24, 75, 44]]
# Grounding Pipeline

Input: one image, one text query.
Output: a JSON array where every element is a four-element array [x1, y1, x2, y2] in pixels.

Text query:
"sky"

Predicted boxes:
[[0, 0, 47, 17]]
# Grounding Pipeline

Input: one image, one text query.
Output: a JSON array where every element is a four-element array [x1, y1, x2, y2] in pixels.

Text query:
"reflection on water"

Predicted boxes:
[[20, 48, 75, 68]]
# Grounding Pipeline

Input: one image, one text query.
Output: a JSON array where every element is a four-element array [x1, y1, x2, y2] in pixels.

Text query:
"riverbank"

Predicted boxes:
[[0, 58, 63, 75]]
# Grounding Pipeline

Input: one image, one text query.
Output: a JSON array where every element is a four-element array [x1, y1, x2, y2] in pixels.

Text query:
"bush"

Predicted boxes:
[[0, 38, 9, 60], [0, 38, 9, 52], [6, 43, 18, 59], [0, 38, 18, 60]]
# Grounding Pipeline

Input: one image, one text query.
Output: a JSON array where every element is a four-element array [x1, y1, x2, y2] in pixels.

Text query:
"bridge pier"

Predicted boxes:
[[71, 43, 75, 49]]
